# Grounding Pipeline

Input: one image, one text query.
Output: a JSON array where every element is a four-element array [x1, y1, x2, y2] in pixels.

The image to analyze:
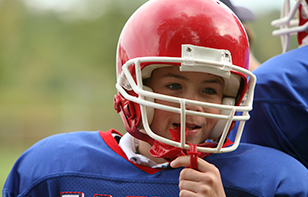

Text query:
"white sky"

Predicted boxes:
[[232, 0, 283, 13], [20, 0, 289, 20], [22, 0, 284, 13]]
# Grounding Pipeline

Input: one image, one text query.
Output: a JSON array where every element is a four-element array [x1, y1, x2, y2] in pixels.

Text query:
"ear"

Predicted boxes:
[[209, 97, 235, 140]]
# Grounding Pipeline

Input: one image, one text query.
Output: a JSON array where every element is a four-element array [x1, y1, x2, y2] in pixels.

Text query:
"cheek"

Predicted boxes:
[[210, 96, 223, 105], [155, 98, 178, 106], [204, 106, 221, 115], [213, 108, 221, 114], [150, 110, 169, 133], [151, 108, 176, 125], [207, 117, 218, 126], [202, 107, 220, 128]]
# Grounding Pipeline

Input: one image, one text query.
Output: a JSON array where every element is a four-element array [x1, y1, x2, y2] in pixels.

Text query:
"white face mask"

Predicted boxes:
[[272, 0, 308, 53], [116, 45, 256, 155]]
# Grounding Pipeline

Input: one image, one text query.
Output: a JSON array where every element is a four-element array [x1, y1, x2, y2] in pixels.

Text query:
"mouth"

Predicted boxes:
[[173, 123, 201, 130], [170, 123, 201, 143]]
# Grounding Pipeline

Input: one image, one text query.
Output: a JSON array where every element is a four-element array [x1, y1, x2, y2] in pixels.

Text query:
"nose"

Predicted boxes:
[[182, 89, 204, 112], [184, 94, 204, 112], [185, 103, 203, 112]]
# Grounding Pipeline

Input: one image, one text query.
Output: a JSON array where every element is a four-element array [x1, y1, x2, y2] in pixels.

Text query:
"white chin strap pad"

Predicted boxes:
[[209, 97, 235, 140]]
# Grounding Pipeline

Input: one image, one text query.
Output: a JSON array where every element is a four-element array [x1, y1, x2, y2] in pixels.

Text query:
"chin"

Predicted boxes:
[[186, 138, 203, 145]]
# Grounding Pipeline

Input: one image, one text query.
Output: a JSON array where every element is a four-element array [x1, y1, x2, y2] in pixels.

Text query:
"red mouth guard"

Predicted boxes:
[[148, 127, 187, 161], [148, 127, 216, 169]]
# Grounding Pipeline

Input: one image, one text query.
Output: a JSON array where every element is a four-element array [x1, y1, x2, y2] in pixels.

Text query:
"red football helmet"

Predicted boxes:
[[114, 0, 256, 155], [272, 0, 308, 53]]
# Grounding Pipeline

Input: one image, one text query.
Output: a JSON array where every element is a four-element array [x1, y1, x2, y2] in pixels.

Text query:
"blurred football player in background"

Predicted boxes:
[[220, 0, 261, 71], [240, 0, 308, 169]]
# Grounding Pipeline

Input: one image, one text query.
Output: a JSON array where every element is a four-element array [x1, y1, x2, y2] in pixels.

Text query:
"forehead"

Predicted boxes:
[[150, 66, 224, 82]]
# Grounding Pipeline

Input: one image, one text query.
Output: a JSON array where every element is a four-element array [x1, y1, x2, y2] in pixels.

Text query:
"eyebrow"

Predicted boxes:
[[162, 73, 186, 80], [162, 73, 224, 85]]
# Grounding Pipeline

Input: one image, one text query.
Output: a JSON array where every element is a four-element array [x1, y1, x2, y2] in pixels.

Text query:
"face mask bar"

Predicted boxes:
[[116, 48, 256, 154], [272, 0, 308, 53]]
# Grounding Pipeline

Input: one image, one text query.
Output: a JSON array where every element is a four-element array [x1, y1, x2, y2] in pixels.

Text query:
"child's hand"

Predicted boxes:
[[170, 156, 226, 197]]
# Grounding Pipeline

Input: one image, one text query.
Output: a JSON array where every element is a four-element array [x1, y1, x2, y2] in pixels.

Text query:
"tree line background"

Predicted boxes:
[[0, 0, 298, 192]]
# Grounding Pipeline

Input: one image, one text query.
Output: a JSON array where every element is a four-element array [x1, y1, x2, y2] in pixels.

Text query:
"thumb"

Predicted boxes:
[[170, 155, 191, 168]]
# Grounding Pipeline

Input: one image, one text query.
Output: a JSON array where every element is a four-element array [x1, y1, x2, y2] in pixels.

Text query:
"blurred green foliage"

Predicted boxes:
[[0, 0, 148, 148], [0, 0, 299, 193], [249, 11, 298, 62], [0, 0, 147, 191]]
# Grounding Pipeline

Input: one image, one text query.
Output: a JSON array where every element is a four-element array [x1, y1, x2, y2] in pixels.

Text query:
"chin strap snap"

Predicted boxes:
[[187, 143, 200, 170]]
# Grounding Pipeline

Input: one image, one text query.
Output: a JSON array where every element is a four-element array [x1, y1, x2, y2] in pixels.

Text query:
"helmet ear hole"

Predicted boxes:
[[209, 97, 235, 140]]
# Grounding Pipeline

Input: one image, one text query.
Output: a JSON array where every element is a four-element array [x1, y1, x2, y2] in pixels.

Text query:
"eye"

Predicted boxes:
[[202, 87, 217, 95], [167, 83, 182, 90]]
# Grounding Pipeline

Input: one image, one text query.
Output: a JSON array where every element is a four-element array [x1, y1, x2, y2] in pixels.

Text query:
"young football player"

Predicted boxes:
[[3, 0, 308, 196]]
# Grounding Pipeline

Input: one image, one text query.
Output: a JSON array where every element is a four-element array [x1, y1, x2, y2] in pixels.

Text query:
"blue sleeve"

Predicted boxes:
[[2, 131, 181, 197], [2, 131, 107, 196], [208, 143, 308, 197], [241, 46, 308, 168]]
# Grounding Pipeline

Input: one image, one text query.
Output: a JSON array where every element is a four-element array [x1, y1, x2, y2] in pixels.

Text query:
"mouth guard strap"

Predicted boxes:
[[187, 143, 200, 170]]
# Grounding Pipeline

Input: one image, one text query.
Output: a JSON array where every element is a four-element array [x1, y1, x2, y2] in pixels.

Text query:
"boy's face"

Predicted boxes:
[[145, 66, 224, 145]]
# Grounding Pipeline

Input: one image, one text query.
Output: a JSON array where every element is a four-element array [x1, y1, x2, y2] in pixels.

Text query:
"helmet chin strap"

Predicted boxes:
[[148, 127, 217, 167], [148, 127, 188, 162], [114, 94, 155, 146]]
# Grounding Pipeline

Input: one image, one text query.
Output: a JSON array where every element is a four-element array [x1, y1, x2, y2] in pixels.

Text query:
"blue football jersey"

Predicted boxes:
[[239, 45, 308, 168], [3, 130, 308, 196]]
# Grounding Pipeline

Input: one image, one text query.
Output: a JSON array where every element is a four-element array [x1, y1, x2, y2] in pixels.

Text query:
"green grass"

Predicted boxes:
[[0, 147, 26, 197]]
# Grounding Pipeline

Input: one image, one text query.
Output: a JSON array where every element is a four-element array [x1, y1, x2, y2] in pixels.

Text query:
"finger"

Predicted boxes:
[[179, 189, 197, 197], [170, 155, 191, 168], [179, 189, 198, 197], [179, 179, 212, 196], [179, 168, 201, 182], [179, 168, 225, 196], [171, 156, 217, 173], [180, 168, 218, 184]]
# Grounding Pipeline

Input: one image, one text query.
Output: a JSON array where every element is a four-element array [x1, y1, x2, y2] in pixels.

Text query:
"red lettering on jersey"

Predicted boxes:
[[61, 192, 162, 197]]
